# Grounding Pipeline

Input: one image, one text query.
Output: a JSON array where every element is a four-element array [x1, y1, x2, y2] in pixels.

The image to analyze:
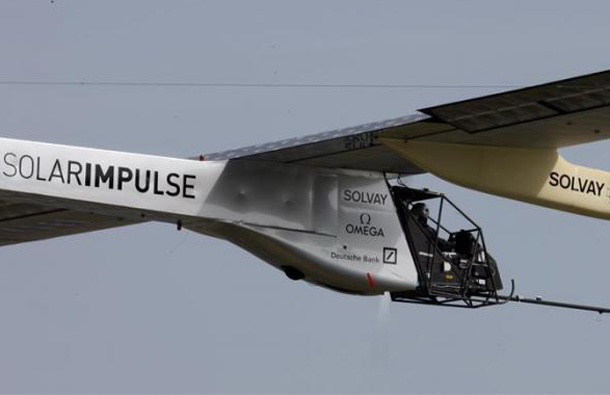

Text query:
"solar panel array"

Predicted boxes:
[[422, 70, 610, 133]]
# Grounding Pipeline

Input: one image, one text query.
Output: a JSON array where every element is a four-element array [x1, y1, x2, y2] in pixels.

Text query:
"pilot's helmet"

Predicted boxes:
[[410, 203, 429, 223]]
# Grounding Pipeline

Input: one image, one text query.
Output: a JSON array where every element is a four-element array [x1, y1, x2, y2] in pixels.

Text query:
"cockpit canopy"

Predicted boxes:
[[391, 186, 503, 308]]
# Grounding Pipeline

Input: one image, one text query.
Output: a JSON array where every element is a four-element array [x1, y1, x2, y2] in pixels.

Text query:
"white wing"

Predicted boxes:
[[2, 69, 610, 246]]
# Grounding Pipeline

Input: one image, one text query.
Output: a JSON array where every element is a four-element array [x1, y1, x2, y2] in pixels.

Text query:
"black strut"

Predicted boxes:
[[494, 294, 610, 314]]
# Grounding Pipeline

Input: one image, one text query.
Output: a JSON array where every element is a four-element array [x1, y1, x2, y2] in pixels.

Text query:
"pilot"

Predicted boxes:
[[454, 229, 477, 258], [410, 203, 453, 251], [410, 202, 431, 228]]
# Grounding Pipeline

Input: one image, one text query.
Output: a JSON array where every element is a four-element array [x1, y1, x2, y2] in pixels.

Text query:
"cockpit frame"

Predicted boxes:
[[389, 186, 509, 309]]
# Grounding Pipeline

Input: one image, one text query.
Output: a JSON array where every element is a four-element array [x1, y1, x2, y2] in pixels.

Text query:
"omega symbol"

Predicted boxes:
[[359, 213, 371, 225]]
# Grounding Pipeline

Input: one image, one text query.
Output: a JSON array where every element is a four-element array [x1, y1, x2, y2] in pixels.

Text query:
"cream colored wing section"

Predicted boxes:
[[381, 140, 610, 220], [379, 70, 610, 220]]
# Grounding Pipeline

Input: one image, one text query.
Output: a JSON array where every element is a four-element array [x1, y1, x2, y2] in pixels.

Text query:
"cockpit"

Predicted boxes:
[[390, 186, 504, 308]]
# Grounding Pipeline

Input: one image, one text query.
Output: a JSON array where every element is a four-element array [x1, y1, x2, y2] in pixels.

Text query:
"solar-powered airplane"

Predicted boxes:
[[2, 70, 610, 314]]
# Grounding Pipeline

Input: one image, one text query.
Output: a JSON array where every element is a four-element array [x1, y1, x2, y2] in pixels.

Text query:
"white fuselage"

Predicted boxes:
[[0, 137, 419, 294]]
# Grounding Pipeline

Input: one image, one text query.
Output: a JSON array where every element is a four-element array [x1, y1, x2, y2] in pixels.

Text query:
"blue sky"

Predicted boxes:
[[0, 1, 609, 393]]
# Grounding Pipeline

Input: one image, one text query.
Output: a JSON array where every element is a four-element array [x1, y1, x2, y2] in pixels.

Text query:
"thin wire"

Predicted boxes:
[[0, 80, 522, 89], [169, 231, 190, 255]]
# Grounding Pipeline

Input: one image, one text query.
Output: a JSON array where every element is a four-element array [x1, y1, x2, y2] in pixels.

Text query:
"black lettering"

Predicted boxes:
[[117, 167, 133, 190], [559, 174, 571, 189], [342, 189, 387, 205], [19, 155, 34, 179], [67, 161, 82, 185], [549, 172, 559, 187], [596, 181, 605, 196], [345, 224, 385, 237], [153, 171, 164, 195], [3, 153, 17, 177], [48, 159, 65, 183], [331, 251, 362, 262], [577, 177, 586, 193], [166, 173, 181, 197], [135, 169, 151, 193], [85, 163, 92, 186], [183, 174, 196, 199], [549, 172, 606, 197], [35, 157, 46, 181], [94, 165, 114, 189]]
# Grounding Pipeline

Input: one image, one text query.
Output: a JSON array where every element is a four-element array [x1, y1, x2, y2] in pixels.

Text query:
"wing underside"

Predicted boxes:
[[205, 69, 610, 172], [0, 194, 142, 247]]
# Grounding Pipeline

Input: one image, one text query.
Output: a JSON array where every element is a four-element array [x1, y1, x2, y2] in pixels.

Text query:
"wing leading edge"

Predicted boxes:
[[204, 69, 610, 172]]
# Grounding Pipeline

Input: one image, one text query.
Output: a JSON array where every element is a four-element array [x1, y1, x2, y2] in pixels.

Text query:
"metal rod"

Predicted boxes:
[[492, 295, 610, 314], [441, 194, 480, 228], [429, 197, 444, 290]]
